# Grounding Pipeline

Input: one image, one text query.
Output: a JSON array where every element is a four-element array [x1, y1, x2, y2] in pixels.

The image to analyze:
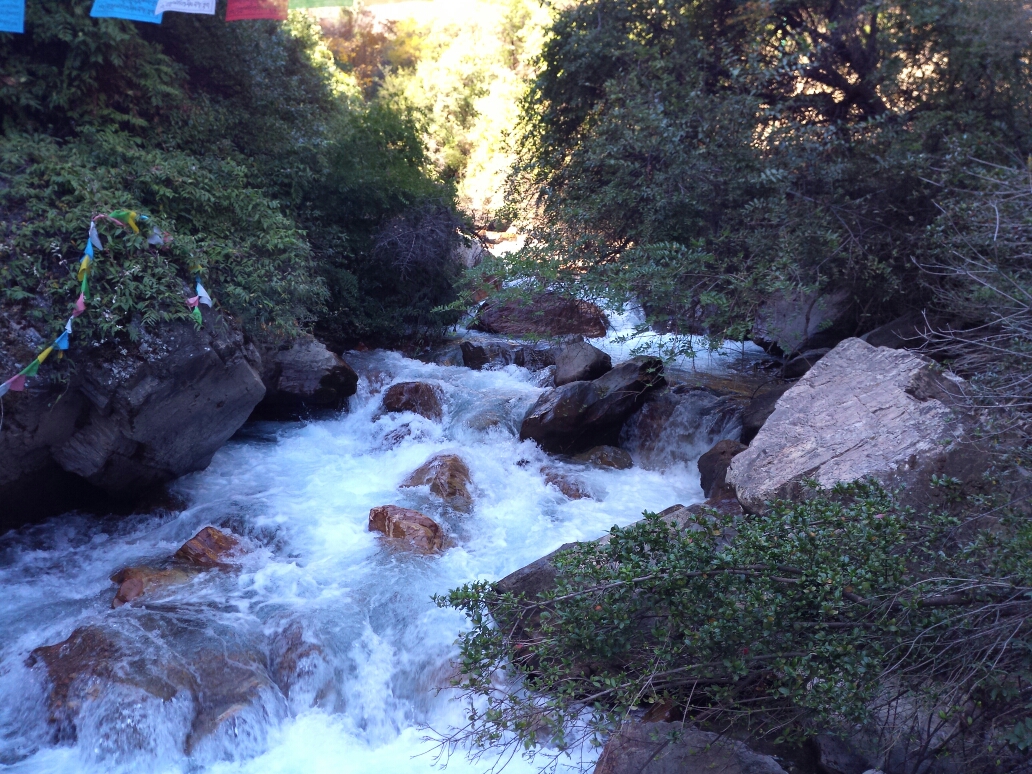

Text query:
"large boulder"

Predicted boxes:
[[0, 318, 265, 523], [460, 339, 558, 372], [620, 384, 745, 470], [520, 357, 665, 454], [368, 505, 444, 552], [554, 340, 612, 386], [254, 337, 358, 419], [400, 453, 474, 512], [727, 338, 980, 513], [381, 381, 444, 421], [594, 722, 787, 774], [473, 293, 609, 338], [751, 289, 851, 357]]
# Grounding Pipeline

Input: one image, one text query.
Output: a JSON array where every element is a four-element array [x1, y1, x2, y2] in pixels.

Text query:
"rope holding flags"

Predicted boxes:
[[0, 211, 215, 398]]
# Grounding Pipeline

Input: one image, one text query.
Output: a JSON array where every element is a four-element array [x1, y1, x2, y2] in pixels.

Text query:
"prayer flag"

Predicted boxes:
[[54, 332, 70, 350], [155, 0, 214, 12], [225, 0, 287, 20], [20, 359, 40, 377], [126, 211, 140, 234], [73, 293, 86, 317], [147, 225, 164, 245], [37, 346, 54, 364], [196, 281, 213, 307], [77, 255, 91, 282], [90, 0, 163, 22], [85, 240, 94, 259], [186, 296, 200, 309], [3, 375, 26, 393], [89, 222, 103, 251], [191, 306, 203, 326], [0, 0, 25, 33], [81, 277, 90, 301], [0, 380, 9, 398]]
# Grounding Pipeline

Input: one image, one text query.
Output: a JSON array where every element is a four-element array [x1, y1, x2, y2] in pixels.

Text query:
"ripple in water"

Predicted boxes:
[[0, 348, 723, 774]]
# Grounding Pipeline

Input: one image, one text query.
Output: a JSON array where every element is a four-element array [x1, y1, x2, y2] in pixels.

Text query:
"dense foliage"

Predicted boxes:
[[489, 0, 1032, 350], [440, 481, 1032, 772], [0, 0, 464, 351]]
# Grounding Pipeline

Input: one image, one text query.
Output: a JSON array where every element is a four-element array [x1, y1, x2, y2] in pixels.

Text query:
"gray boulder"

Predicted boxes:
[[256, 336, 357, 419], [727, 338, 980, 513], [0, 317, 265, 517], [554, 340, 612, 386], [519, 357, 665, 454], [594, 722, 787, 774], [751, 289, 851, 356]]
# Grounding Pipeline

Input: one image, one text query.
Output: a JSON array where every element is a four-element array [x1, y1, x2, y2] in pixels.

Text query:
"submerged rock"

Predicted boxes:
[[620, 384, 744, 470], [400, 453, 474, 512], [368, 505, 444, 552], [382, 381, 444, 421], [460, 339, 558, 371], [553, 340, 612, 386], [174, 526, 241, 568], [520, 357, 665, 454], [473, 294, 609, 338], [111, 566, 197, 608], [727, 338, 980, 513], [255, 337, 358, 419], [540, 467, 592, 500], [26, 613, 286, 758], [573, 445, 632, 470], [110, 527, 243, 607], [594, 722, 787, 774]]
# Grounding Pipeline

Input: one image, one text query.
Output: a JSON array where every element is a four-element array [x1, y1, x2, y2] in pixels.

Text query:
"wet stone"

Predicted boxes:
[[400, 453, 474, 513], [574, 445, 632, 470], [368, 505, 444, 552], [174, 526, 241, 568], [381, 381, 444, 421]]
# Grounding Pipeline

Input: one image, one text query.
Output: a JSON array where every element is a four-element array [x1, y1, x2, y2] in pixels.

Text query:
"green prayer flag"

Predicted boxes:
[[81, 277, 90, 301], [191, 306, 203, 326], [20, 358, 41, 377]]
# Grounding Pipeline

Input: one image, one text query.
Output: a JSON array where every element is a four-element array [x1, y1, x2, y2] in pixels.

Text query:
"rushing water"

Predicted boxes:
[[0, 329, 751, 774]]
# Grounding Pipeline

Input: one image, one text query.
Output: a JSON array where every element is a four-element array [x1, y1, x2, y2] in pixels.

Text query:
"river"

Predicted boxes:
[[0, 325, 754, 774]]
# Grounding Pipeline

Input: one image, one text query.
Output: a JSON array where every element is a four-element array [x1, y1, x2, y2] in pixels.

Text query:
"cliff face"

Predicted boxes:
[[0, 311, 265, 528]]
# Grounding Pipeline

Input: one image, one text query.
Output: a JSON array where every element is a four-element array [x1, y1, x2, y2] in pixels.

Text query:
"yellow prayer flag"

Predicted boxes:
[[37, 346, 54, 364], [77, 255, 91, 282], [127, 211, 140, 234]]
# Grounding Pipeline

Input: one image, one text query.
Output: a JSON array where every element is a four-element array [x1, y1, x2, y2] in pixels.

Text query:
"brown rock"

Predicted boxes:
[[697, 439, 748, 499], [740, 383, 791, 444], [174, 526, 240, 568], [473, 293, 608, 338], [110, 566, 196, 608], [400, 453, 474, 512], [368, 505, 444, 552], [541, 467, 591, 500], [594, 722, 787, 774], [460, 339, 558, 371], [573, 445, 632, 470], [382, 381, 444, 421]]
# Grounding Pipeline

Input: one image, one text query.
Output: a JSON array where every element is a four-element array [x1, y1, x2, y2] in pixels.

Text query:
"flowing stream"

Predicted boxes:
[[0, 327, 754, 774]]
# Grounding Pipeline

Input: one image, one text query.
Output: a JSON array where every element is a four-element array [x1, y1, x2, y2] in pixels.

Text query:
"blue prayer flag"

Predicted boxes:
[[54, 331, 70, 350], [0, 0, 25, 33], [90, 0, 162, 23]]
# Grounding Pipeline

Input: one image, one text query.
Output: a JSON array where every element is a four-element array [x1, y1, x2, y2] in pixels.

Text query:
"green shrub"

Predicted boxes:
[[439, 481, 1032, 772]]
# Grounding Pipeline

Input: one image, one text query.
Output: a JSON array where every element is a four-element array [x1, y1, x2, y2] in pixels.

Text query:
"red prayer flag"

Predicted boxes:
[[226, 0, 287, 21], [73, 293, 86, 317], [6, 374, 26, 392]]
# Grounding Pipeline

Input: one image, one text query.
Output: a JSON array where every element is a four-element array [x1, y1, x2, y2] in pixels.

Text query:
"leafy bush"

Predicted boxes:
[[439, 481, 1032, 772], [494, 0, 1032, 347], [0, 131, 325, 344]]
